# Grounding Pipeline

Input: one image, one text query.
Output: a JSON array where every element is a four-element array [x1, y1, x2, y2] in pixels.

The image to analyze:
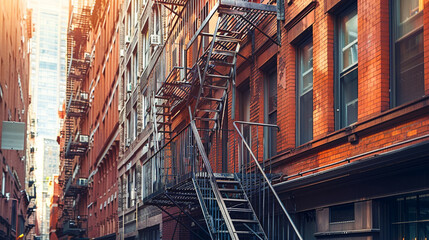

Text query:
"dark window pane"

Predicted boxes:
[[298, 39, 313, 145], [268, 111, 277, 158], [340, 69, 358, 128], [299, 90, 313, 145], [395, 31, 424, 105], [330, 203, 354, 223], [11, 200, 16, 231]]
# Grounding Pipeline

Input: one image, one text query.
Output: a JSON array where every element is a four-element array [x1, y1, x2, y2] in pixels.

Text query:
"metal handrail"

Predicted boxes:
[[233, 121, 303, 240], [189, 108, 239, 240]]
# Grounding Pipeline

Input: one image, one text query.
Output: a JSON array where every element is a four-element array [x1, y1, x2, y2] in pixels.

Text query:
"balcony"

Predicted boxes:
[[64, 176, 88, 197], [62, 219, 86, 237], [66, 91, 89, 118], [64, 134, 89, 159]]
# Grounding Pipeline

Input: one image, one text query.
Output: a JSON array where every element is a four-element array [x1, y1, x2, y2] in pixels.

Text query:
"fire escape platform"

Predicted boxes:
[[145, 176, 200, 207], [155, 66, 193, 114]]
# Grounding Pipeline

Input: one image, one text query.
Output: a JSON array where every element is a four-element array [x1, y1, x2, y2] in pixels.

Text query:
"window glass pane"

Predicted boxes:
[[395, 31, 424, 105], [298, 39, 313, 145], [330, 203, 354, 223], [341, 9, 358, 70], [299, 90, 313, 145], [398, 0, 423, 37], [389, 194, 429, 240], [300, 44, 313, 93], [341, 69, 358, 127]]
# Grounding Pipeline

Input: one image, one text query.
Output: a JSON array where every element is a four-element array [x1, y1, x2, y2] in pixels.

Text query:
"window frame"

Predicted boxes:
[[263, 63, 277, 160], [296, 37, 314, 146], [390, 0, 424, 107], [335, 3, 358, 130]]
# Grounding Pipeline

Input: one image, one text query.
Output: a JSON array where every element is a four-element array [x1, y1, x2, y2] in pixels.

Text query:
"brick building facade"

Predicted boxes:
[[55, 0, 121, 239], [116, 0, 429, 239], [47, 0, 429, 239], [0, 1, 33, 239]]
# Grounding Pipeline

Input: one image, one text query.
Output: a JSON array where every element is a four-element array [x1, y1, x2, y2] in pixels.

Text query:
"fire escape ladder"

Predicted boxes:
[[193, 14, 242, 133]]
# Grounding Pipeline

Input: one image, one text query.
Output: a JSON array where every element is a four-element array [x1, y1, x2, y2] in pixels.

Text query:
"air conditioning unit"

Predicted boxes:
[[77, 178, 88, 187], [120, 49, 125, 57], [84, 52, 91, 61], [150, 34, 161, 46], [80, 92, 89, 100], [79, 135, 89, 143], [125, 35, 131, 44], [127, 82, 132, 93]]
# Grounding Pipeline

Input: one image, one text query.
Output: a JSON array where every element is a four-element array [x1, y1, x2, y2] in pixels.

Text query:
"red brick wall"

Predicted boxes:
[[0, 0, 31, 238], [357, 0, 390, 120], [271, 0, 429, 181]]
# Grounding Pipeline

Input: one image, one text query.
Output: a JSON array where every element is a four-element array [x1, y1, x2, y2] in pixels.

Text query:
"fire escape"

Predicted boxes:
[[57, 1, 91, 238], [146, 0, 303, 239]]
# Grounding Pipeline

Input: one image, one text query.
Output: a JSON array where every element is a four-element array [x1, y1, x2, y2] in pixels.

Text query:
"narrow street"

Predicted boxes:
[[1, 0, 429, 240]]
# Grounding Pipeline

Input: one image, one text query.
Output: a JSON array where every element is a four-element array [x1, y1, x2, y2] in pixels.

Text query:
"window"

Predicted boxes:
[[126, 7, 131, 37], [142, 92, 148, 129], [11, 200, 16, 231], [152, 7, 161, 53], [239, 82, 251, 164], [392, 0, 424, 106], [336, 6, 358, 129], [134, 0, 139, 25], [330, 203, 355, 223], [126, 114, 131, 144], [1, 171, 5, 195], [142, 26, 150, 70], [264, 67, 277, 159], [386, 193, 429, 240], [127, 63, 132, 94], [133, 49, 139, 87], [133, 104, 138, 139], [140, 225, 160, 240], [297, 38, 313, 146], [18, 216, 25, 235]]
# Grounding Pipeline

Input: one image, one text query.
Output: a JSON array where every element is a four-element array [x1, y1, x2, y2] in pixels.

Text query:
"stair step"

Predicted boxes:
[[212, 49, 236, 56], [203, 84, 228, 90], [209, 60, 235, 67], [196, 109, 220, 113], [222, 198, 247, 203], [216, 179, 239, 184], [195, 117, 217, 122], [214, 173, 235, 179], [219, 188, 242, 193], [200, 32, 241, 42], [201, 97, 223, 102], [206, 73, 230, 79], [218, 230, 263, 235], [227, 207, 253, 213], [231, 219, 259, 224]]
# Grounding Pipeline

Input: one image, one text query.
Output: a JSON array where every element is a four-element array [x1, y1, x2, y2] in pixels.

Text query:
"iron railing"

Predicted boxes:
[[233, 121, 303, 240]]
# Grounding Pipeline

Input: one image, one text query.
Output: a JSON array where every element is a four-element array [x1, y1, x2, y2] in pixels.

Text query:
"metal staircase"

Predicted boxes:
[[194, 173, 267, 240], [146, 0, 304, 239], [193, 14, 241, 132]]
